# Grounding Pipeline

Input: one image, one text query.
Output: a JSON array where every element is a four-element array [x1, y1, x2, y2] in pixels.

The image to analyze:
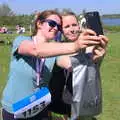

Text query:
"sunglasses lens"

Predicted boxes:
[[45, 20, 61, 31], [48, 21, 56, 28]]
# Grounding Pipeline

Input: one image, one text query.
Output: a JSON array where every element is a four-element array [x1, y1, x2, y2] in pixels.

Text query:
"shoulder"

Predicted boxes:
[[12, 35, 32, 54], [13, 35, 32, 44]]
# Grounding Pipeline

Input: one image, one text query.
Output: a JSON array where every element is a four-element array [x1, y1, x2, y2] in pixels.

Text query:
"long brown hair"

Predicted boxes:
[[32, 10, 62, 36]]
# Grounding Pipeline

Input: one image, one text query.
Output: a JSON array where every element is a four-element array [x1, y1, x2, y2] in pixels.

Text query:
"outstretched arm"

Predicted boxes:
[[17, 29, 101, 60]]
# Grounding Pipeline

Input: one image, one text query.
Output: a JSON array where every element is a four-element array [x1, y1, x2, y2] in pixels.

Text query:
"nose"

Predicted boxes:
[[71, 30, 75, 34]]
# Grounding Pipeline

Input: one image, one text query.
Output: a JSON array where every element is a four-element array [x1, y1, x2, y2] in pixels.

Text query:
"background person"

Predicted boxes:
[[1, 10, 101, 120]]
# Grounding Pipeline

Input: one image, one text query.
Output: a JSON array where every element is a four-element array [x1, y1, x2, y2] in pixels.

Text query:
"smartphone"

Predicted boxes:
[[84, 11, 104, 35]]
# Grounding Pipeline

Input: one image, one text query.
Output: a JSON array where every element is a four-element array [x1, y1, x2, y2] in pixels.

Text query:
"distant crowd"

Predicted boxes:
[[0, 25, 25, 34], [0, 26, 8, 34], [16, 25, 25, 34]]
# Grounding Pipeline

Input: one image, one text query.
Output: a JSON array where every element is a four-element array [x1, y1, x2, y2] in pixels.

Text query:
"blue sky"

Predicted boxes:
[[0, 0, 120, 15]]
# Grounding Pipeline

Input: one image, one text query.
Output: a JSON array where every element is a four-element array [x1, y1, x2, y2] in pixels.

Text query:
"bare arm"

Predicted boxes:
[[56, 55, 72, 69], [18, 40, 77, 57], [18, 29, 101, 58]]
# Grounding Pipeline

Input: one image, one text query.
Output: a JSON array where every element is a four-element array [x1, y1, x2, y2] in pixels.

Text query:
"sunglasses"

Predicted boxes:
[[43, 19, 62, 31]]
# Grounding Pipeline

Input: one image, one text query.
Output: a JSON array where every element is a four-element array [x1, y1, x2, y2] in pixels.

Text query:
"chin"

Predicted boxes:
[[69, 37, 77, 41], [47, 34, 54, 39], [49, 37, 55, 40]]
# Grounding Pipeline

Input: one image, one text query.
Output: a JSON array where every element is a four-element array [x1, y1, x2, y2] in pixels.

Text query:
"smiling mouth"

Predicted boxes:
[[71, 30, 80, 34], [69, 33, 78, 36]]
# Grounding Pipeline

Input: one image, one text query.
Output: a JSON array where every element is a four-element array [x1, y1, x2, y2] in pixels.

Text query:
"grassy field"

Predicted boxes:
[[0, 32, 120, 120], [96, 32, 120, 120]]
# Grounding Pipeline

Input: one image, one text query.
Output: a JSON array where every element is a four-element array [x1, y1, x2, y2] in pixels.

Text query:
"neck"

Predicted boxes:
[[34, 31, 47, 43]]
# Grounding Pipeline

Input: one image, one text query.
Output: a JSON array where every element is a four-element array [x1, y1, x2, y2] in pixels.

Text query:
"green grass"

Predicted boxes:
[[96, 32, 120, 120], [0, 32, 120, 120], [0, 45, 11, 100]]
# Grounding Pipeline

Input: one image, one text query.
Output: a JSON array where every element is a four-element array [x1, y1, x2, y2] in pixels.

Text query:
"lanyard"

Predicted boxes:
[[64, 69, 70, 85], [33, 36, 45, 86], [36, 58, 45, 86], [64, 66, 73, 86]]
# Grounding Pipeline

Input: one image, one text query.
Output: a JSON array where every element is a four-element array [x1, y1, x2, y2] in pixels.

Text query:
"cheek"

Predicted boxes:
[[63, 29, 69, 35], [64, 31, 68, 36], [77, 26, 80, 31], [44, 25, 50, 31], [41, 26, 49, 34], [42, 23, 49, 31]]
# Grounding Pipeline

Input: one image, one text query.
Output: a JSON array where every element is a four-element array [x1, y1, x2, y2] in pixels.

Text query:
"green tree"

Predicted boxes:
[[0, 3, 14, 16]]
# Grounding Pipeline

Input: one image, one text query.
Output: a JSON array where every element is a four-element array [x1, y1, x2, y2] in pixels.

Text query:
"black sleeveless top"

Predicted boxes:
[[48, 62, 72, 116]]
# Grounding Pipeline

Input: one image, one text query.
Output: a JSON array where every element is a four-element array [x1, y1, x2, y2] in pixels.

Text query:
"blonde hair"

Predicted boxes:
[[61, 11, 78, 20]]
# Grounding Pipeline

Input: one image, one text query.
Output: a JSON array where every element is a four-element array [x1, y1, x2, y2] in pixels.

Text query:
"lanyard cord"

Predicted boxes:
[[33, 36, 45, 86], [64, 69, 70, 87], [36, 58, 45, 86]]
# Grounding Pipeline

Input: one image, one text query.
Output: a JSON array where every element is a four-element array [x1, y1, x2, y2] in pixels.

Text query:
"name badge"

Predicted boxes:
[[12, 87, 51, 119]]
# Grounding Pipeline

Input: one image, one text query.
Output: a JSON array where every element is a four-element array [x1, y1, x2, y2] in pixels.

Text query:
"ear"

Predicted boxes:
[[37, 20, 42, 29]]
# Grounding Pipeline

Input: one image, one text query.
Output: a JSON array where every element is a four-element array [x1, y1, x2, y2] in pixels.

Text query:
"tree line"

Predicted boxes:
[[0, 4, 74, 30], [0, 3, 120, 32], [0, 15, 34, 29], [0, 3, 35, 30]]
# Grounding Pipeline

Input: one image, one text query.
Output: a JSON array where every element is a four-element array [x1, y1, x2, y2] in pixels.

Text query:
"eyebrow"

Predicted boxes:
[[63, 23, 78, 28]]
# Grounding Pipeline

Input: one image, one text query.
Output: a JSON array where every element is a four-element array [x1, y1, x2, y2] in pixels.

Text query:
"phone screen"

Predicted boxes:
[[84, 11, 104, 35]]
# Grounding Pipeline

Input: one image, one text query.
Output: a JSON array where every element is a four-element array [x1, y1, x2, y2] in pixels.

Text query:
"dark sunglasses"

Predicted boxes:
[[43, 19, 62, 31]]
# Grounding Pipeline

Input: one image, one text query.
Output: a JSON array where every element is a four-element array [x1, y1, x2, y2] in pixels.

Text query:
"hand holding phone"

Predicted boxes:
[[83, 11, 104, 55]]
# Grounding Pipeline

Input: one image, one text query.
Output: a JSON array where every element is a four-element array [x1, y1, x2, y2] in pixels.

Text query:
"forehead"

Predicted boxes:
[[47, 14, 61, 23], [62, 15, 78, 25]]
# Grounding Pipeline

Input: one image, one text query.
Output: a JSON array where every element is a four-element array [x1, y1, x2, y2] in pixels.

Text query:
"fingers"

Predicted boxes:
[[76, 40, 100, 50], [92, 47, 106, 61], [78, 34, 101, 47], [76, 29, 109, 50], [99, 35, 109, 48], [84, 40, 100, 46], [84, 35, 101, 41], [99, 35, 109, 43], [94, 48, 105, 56], [80, 29, 101, 44], [81, 29, 96, 36]]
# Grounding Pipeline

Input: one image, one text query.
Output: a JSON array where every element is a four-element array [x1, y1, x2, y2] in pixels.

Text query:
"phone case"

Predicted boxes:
[[84, 11, 104, 35]]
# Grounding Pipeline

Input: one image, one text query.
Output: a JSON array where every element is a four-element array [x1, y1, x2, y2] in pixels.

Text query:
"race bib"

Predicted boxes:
[[12, 87, 51, 119]]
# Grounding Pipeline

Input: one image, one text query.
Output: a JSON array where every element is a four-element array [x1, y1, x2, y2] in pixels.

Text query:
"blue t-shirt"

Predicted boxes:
[[1, 36, 56, 113]]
